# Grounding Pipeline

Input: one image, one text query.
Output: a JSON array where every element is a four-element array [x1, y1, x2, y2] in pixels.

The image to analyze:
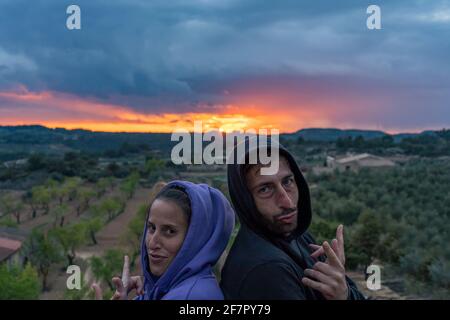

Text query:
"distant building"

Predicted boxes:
[[2, 158, 28, 169], [0, 237, 22, 266], [0, 227, 28, 267], [326, 156, 336, 168], [327, 153, 396, 172]]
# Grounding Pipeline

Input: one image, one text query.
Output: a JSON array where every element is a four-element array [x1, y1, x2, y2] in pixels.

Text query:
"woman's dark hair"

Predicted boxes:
[[153, 185, 191, 221]]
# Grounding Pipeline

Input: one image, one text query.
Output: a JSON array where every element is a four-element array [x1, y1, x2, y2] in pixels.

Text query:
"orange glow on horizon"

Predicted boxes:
[[0, 87, 307, 133], [0, 87, 428, 134], [6, 113, 279, 134]]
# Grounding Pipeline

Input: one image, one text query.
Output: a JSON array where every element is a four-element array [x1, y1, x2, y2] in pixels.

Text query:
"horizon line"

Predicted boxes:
[[0, 123, 448, 136]]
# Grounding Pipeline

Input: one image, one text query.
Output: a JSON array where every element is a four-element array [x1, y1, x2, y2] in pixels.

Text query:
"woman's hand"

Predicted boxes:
[[91, 255, 144, 300]]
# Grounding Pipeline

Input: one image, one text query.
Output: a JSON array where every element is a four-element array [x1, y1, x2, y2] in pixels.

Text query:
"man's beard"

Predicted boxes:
[[259, 207, 298, 236]]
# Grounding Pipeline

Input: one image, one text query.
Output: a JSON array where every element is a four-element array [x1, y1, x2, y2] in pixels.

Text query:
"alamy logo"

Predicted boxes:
[[170, 121, 280, 175], [366, 264, 381, 291], [367, 5, 382, 30], [66, 265, 81, 290], [66, 5, 81, 30]]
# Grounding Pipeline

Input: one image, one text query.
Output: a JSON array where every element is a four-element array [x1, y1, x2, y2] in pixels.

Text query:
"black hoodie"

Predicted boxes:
[[220, 138, 365, 300]]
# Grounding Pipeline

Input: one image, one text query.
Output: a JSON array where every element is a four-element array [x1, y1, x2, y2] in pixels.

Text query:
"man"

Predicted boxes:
[[220, 138, 365, 299]]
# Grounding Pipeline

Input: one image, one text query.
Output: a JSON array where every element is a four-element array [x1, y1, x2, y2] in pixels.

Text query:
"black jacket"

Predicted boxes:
[[220, 139, 365, 300]]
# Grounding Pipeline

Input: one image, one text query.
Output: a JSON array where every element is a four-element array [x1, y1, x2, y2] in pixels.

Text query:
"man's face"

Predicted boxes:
[[245, 156, 299, 237]]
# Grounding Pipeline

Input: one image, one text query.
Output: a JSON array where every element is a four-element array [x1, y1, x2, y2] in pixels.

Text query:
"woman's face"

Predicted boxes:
[[145, 199, 189, 277]]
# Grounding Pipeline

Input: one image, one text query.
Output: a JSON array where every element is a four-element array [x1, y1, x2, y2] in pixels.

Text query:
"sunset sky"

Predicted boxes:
[[0, 0, 449, 133]]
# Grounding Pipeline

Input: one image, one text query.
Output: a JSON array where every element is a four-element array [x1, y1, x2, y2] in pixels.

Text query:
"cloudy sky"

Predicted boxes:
[[0, 0, 449, 133]]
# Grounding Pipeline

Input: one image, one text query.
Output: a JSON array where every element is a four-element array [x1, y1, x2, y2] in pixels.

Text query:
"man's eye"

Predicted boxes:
[[284, 178, 294, 186], [147, 223, 155, 232], [258, 186, 272, 194]]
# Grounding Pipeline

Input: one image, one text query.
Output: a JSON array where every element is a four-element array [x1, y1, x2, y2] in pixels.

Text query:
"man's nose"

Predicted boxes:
[[277, 185, 294, 209]]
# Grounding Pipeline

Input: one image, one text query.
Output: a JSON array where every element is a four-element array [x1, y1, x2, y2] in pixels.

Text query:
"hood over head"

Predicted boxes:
[[227, 136, 312, 237], [140, 180, 235, 299], [227, 136, 312, 268]]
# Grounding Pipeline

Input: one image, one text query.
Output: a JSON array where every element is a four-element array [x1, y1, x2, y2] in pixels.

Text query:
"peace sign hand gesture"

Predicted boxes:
[[91, 255, 144, 300], [302, 225, 349, 300]]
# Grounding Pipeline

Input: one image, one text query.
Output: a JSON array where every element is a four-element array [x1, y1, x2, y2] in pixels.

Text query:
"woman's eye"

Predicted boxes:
[[147, 223, 155, 232], [166, 228, 176, 236]]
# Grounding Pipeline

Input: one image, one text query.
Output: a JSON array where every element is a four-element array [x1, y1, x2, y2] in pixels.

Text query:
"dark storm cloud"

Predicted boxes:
[[0, 0, 449, 125]]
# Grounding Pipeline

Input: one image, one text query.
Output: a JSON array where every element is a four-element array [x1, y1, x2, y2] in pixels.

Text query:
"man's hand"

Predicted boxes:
[[91, 255, 144, 300], [309, 224, 345, 265], [301, 225, 348, 300]]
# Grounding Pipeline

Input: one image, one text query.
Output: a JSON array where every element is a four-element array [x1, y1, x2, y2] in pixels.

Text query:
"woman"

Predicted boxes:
[[93, 180, 235, 300]]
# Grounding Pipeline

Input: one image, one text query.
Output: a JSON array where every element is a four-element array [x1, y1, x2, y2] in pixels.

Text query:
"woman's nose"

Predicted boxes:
[[147, 232, 161, 250]]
